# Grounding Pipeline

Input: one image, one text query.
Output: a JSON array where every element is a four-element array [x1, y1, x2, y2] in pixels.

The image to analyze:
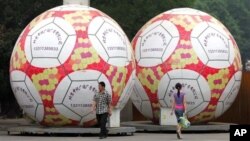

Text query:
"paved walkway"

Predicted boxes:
[[0, 119, 229, 141], [0, 132, 228, 141]]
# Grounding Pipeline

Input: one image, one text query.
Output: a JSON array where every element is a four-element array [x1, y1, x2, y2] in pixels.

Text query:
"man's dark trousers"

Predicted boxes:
[[96, 113, 108, 137]]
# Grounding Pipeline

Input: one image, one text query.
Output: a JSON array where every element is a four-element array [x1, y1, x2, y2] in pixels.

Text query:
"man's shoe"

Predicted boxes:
[[104, 130, 109, 138]]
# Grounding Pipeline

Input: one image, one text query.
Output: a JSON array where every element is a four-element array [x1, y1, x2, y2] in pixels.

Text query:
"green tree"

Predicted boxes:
[[91, 0, 196, 39], [0, 0, 62, 117]]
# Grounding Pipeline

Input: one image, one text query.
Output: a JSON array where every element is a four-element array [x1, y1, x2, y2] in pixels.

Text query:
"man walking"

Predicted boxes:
[[92, 82, 112, 139]]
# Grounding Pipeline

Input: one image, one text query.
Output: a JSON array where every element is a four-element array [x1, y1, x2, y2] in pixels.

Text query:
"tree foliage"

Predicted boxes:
[[91, 0, 196, 39]]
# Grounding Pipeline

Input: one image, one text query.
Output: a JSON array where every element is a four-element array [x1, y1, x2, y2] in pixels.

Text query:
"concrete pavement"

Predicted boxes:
[[0, 132, 229, 141], [0, 118, 229, 141]]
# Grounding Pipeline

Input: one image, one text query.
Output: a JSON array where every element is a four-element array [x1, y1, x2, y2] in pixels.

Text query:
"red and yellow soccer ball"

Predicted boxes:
[[10, 5, 135, 126], [131, 8, 242, 123]]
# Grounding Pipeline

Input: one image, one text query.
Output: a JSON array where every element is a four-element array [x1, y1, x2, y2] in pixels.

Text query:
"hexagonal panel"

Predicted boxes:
[[88, 16, 131, 67], [135, 20, 179, 67]]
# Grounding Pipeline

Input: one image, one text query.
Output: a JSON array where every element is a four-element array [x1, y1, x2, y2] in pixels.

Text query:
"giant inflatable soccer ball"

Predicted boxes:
[[10, 4, 135, 126], [131, 8, 242, 123]]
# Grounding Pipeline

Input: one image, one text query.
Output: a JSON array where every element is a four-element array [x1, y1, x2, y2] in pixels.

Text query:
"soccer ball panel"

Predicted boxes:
[[157, 73, 170, 103], [135, 37, 142, 61], [54, 18, 76, 35], [207, 61, 230, 69], [138, 58, 162, 67], [116, 70, 135, 109], [140, 21, 161, 37], [68, 70, 101, 81], [10, 70, 26, 81], [58, 35, 77, 64], [88, 16, 131, 67], [161, 20, 179, 37], [131, 77, 153, 119], [191, 22, 235, 69], [161, 37, 179, 62], [197, 75, 211, 101], [54, 104, 81, 121], [80, 112, 96, 126], [158, 69, 211, 118], [88, 17, 105, 35], [29, 22, 69, 59], [25, 74, 43, 104], [88, 35, 109, 61], [168, 69, 199, 79], [190, 38, 209, 65], [28, 18, 54, 35], [197, 27, 229, 60], [54, 76, 71, 104], [63, 81, 96, 117], [164, 8, 208, 15], [235, 70, 242, 81], [10, 70, 44, 122], [53, 70, 112, 122], [188, 102, 209, 118], [136, 20, 179, 67], [140, 25, 171, 58], [31, 58, 60, 68], [24, 17, 76, 68], [24, 36, 32, 63], [36, 105, 45, 122], [214, 102, 223, 118], [215, 71, 242, 118], [12, 82, 38, 119]]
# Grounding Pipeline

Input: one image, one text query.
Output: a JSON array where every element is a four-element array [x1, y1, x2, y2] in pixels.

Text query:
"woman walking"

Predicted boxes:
[[171, 83, 187, 139]]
